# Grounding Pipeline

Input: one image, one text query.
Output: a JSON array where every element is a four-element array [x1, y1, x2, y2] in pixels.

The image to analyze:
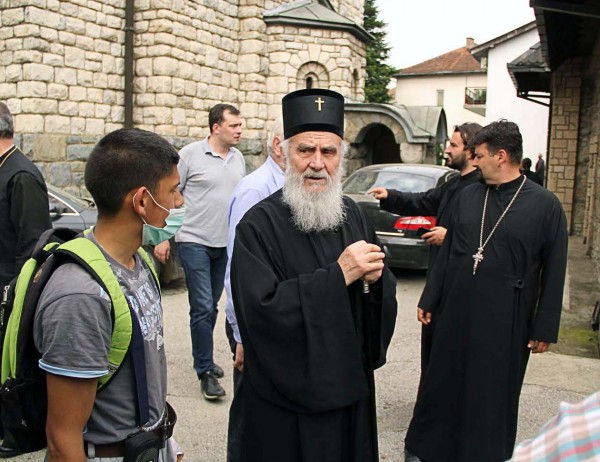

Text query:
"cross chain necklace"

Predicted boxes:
[[472, 175, 527, 275]]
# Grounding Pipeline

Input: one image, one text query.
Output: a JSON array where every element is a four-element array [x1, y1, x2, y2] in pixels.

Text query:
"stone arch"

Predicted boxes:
[[296, 61, 330, 89], [356, 123, 400, 164], [344, 103, 437, 174]]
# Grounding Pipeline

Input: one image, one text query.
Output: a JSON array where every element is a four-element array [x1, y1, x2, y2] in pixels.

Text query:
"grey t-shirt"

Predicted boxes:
[[176, 137, 246, 247], [33, 235, 167, 444]]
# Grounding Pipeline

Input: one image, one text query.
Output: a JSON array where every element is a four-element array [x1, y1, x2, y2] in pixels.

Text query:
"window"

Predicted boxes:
[[465, 87, 486, 105], [436, 90, 444, 107], [352, 69, 360, 99], [296, 62, 329, 89]]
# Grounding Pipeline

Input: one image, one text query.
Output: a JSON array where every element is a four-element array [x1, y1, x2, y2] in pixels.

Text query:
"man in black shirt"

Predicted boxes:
[[369, 122, 482, 370], [0, 102, 50, 289]]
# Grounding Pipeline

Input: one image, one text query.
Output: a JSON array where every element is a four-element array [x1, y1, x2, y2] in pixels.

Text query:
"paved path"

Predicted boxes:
[[12, 271, 600, 461]]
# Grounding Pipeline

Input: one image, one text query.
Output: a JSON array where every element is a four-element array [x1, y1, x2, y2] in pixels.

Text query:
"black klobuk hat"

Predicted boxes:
[[282, 88, 344, 139]]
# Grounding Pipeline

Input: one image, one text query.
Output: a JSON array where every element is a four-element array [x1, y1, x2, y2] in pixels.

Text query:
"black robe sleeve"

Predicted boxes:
[[531, 198, 568, 342], [416, 192, 459, 312], [9, 172, 51, 272], [380, 185, 443, 217], [356, 205, 398, 369]]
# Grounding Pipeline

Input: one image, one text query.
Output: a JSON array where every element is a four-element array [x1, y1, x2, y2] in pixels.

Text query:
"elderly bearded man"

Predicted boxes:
[[227, 89, 398, 462]]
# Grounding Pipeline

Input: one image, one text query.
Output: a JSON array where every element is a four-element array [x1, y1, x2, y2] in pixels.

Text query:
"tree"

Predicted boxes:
[[364, 0, 396, 103]]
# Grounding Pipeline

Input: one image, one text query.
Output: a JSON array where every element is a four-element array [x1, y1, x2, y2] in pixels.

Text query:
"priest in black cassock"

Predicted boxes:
[[227, 88, 397, 462], [404, 120, 568, 462], [369, 122, 482, 370]]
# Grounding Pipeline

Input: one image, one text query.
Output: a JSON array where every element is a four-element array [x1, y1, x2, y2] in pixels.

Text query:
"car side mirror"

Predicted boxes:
[[49, 204, 68, 221]]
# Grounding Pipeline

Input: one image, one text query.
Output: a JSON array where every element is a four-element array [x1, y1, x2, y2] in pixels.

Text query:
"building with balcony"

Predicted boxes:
[[393, 22, 549, 161]]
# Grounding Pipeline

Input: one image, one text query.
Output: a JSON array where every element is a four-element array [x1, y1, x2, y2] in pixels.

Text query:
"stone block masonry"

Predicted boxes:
[[0, 0, 367, 194], [547, 57, 582, 232]]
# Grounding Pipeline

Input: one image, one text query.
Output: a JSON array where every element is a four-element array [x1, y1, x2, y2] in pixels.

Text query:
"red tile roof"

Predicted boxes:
[[396, 46, 483, 76]]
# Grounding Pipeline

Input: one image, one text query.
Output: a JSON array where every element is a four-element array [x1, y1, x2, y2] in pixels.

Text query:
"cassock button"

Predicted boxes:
[[514, 279, 524, 288]]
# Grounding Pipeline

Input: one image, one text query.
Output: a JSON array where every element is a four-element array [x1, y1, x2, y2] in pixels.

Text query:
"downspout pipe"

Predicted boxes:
[[124, 0, 134, 129]]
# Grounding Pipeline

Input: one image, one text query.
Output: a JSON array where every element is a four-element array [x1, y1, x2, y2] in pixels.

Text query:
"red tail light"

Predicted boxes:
[[393, 216, 437, 231]]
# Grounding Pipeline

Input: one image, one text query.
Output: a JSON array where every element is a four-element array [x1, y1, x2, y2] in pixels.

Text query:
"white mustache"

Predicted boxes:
[[302, 169, 329, 179]]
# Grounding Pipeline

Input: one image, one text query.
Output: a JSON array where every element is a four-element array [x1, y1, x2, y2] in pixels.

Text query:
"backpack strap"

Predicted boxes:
[[137, 247, 160, 295], [1, 242, 60, 383], [56, 239, 159, 426], [54, 238, 133, 389]]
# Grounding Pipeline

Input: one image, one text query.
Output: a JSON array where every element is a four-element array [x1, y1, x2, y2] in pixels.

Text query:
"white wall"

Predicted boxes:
[[394, 73, 487, 138], [485, 28, 549, 163]]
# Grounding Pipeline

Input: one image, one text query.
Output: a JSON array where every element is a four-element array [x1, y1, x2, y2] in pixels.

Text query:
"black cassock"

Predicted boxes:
[[405, 176, 568, 462], [228, 190, 397, 462], [380, 169, 480, 369]]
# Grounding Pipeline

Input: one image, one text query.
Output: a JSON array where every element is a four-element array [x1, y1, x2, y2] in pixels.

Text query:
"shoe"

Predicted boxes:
[[212, 363, 224, 378], [0, 445, 22, 458], [200, 371, 226, 400]]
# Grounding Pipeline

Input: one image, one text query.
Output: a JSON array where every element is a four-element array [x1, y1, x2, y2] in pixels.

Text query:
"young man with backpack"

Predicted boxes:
[[22, 129, 183, 460]]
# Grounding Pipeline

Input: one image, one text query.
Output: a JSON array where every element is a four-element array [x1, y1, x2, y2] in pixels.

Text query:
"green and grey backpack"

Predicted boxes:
[[0, 227, 158, 456]]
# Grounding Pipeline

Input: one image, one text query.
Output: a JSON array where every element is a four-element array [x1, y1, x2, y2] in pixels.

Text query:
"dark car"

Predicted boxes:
[[343, 163, 458, 270], [47, 184, 183, 284], [48, 184, 97, 232]]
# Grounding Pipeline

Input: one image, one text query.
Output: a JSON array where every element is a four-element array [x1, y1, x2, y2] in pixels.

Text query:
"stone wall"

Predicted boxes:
[[0, 0, 368, 191], [572, 75, 593, 236], [0, 0, 127, 194], [264, 24, 366, 114], [546, 57, 583, 232], [329, 0, 363, 27], [582, 35, 600, 274]]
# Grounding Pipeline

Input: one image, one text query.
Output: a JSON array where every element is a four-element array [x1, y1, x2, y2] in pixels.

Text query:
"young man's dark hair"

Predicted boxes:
[[85, 128, 179, 217], [454, 122, 482, 158], [208, 104, 240, 133], [0, 102, 15, 139], [469, 119, 523, 165], [522, 157, 533, 171]]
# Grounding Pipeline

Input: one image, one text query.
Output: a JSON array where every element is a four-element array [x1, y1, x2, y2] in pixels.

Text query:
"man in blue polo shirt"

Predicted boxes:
[[155, 104, 245, 401], [225, 117, 285, 387]]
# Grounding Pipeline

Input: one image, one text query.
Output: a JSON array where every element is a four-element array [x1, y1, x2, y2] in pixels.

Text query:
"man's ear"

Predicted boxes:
[[131, 186, 148, 218], [273, 136, 283, 157], [496, 149, 509, 165]]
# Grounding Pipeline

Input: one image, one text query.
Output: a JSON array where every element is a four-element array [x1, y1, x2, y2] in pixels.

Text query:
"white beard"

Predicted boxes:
[[282, 160, 346, 233]]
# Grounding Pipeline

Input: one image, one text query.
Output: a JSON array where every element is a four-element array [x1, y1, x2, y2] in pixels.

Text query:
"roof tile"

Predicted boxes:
[[396, 46, 483, 76]]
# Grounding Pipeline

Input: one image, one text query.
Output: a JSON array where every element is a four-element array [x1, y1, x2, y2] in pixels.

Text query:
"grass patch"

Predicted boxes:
[[556, 327, 599, 358]]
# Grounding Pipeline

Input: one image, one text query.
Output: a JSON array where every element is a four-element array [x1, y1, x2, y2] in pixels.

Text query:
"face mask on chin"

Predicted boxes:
[[133, 190, 186, 246]]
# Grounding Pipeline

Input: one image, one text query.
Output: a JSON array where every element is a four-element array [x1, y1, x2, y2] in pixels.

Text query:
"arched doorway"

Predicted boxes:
[[358, 123, 400, 164]]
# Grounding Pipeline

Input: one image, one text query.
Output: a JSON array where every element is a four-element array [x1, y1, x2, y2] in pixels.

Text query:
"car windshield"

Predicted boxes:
[[343, 171, 436, 194]]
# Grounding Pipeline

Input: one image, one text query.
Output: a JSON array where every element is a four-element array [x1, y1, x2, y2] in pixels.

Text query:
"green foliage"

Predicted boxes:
[[364, 0, 396, 103]]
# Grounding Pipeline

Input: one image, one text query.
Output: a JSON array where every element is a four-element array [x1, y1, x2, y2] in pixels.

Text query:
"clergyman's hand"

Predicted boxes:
[[367, 187, 388, 200], [422, 226, 447, 246], [528, 340, 549, 354], [153, 240, 171, 264], [362, 268, 383, 285], [233, 343, 244, 372], [337, 240, 385, 286], [417, 307, 432, 325]]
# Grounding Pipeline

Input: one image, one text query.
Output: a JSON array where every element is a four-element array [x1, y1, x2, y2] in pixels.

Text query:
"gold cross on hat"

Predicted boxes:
[[315, 97, 325, 111]]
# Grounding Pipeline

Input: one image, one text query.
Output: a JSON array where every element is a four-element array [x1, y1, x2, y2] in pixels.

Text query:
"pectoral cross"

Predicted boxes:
[[315, 97, 325, 111], [472, 247, 484, 275]]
